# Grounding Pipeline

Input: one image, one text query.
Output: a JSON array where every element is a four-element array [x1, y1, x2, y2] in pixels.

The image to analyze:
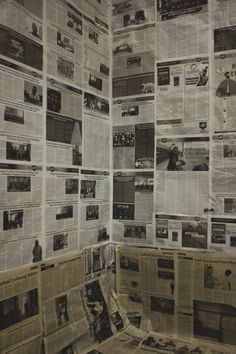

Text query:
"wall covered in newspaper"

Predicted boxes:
[[112, 0, 236, 253], [0, 0, 236, 353], [0, 0, 112, 273]]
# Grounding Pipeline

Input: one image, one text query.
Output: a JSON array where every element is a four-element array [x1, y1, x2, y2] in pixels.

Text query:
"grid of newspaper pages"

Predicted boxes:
[[0, 0, 236, 353]]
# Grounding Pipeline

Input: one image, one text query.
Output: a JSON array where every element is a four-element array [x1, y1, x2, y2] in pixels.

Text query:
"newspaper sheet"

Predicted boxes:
[[84, 244, 115, 280], [155, 136, 209, 215], [214, 53, 236, 133], [113, 171, 154, 222], [0, 264, 41, 353], [46, 166, 79, 258], [0, 163, 42, 270], [113, 123, 154, 169], [41, 252, 85, 352], [116, 245, 236, 350], [79, 169, 110, 249], [46, 78, 82, 166], [156, 57, 209, 136], [210, 216, 236, 253], [156, 0, 209, 60], [211, 133, 236, 214], [112, 0, 155, 32], [155, 214, 208, 250]]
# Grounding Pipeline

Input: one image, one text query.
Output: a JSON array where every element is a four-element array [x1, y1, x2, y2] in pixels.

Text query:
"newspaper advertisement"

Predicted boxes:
[[113, 171, 154, 222], [113, 123, 154, 169], [155, 214, 208, 250], [0, 265, 41, 353], [156, 0, 209, 60], [214, 53, 236, 133], [156, 57, 209, 136], [211, 133, 236, 214], [210, 217, 236, 252], [116, 246, 236, 350], [46, 166, 79, 258], [47, 78, 82, 166], [155, 137, 209, 215], [0, 0, 43, 70], [79, 170, 110, 249]]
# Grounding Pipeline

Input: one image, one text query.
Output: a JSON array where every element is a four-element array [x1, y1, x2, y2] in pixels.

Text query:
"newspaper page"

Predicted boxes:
[[116, 245, 236, 351], [113, 171, 154, 221], [46, 0, 83, 87], [213, 0, 236, 52], [156, 0, 209, 60], [83, 92, 110, 169], [0, 163, 42, 271], [84, 45, 110, 97], [113, 96, 154, 126], [211, 134, 236, 214], [4, 335, 42, 354], [0, 264, 41, 353], [113, 122, 154, 169], [112, 0, 155, 98], [155, 136, 209, 215], [136, 331, 236, 354], [0, 0, 43, 70], [79, 169, 110, 249], [83, 0, 110, 59], [46, 78, 82, 166], [84, 244, 115, 280], [210, 217, 236, 253], [78, 273, 127, 353], [155, 214, 208, 250], [41, 251, 85, 354], [46, 166, 79, 258], [112, 0, 155, 32], [88, 325, 146, 354], [156, 57, 209, 136], [116, 246, 176, 335], [83, 0, 110, 99], [214, 53, 236, 133]]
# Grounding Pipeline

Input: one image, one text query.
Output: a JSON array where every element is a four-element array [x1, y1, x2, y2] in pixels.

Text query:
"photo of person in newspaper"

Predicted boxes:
[[156, 138, 209, 171], [24, 82, 42, 106], [204, 264, 235, 291], [3, 210, 23, 230], [216, 71, 236, 97], [81, 280, 113, 343], [55, 295, 69, 326]]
